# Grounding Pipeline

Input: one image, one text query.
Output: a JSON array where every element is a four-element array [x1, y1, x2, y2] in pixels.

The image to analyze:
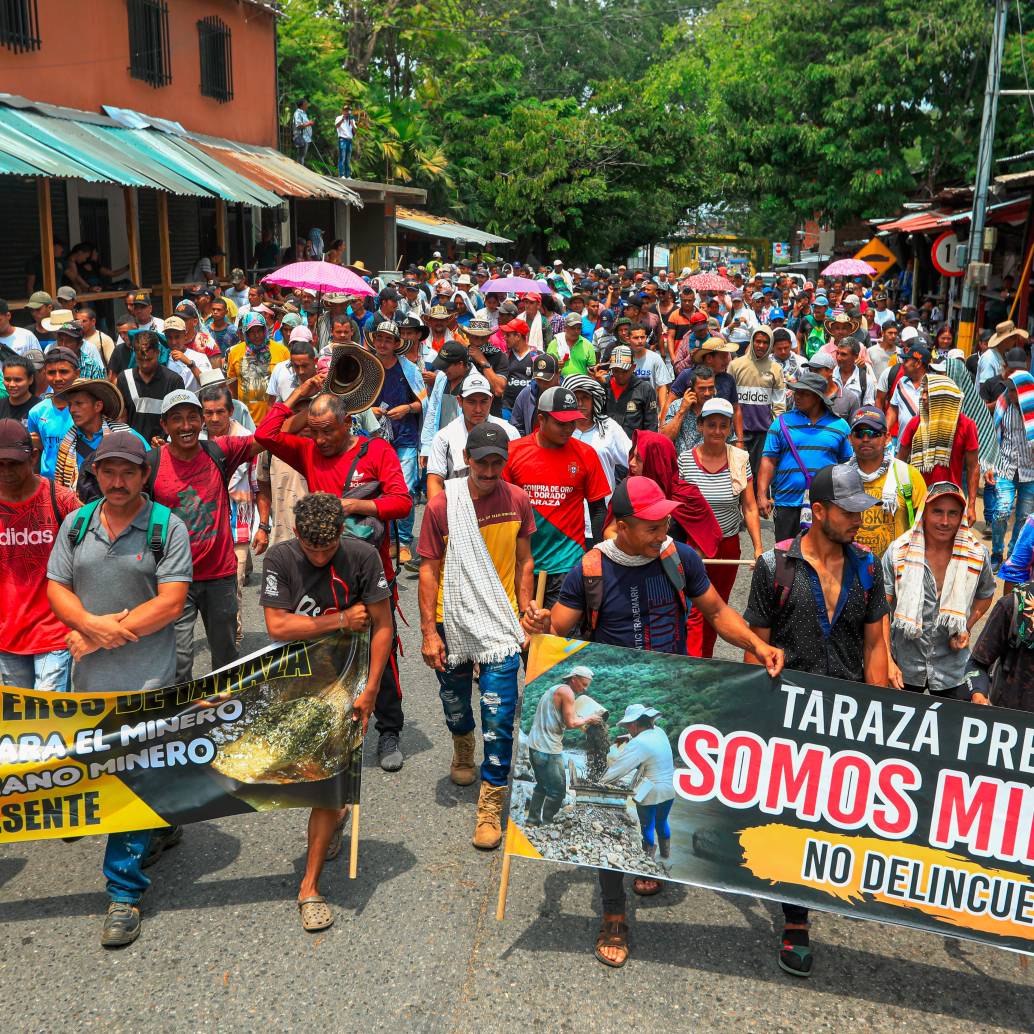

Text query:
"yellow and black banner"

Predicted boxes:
[[506, 636, 1034, 956], [0, 633, 367, 843]]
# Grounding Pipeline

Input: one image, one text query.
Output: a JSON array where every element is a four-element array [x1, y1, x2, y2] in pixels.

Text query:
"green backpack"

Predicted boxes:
[[69, 500, 172, 563]]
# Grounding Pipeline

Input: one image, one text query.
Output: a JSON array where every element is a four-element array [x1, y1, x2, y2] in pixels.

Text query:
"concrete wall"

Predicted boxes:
[[3, 0, 278, 147]]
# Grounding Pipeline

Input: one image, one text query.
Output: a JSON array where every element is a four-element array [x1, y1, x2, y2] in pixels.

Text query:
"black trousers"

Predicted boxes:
[[902, 682, 970, 701], [742, 432, 767, 498], [374, 606, 403, 736], [774, 505, 803, 543]]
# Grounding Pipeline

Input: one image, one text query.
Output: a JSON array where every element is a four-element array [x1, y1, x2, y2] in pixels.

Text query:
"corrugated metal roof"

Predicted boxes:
[[192, 138, 362, 206], [396, 206, 511, 246]]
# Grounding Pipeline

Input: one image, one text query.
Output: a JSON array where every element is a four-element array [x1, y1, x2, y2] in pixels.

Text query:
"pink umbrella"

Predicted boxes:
[[262, 261, 375, 297], [479, 276, 553, 295], [821, 258, 876, 278], [684, 272, 736, 292]]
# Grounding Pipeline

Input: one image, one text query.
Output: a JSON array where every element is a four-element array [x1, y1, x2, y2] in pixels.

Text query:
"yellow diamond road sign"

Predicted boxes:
[[852, 238, 898, 278]]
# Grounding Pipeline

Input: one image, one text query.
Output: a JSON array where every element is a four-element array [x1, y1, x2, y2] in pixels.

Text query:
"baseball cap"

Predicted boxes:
[[431, 340, 469, 371], [372, 320, 400, 339], [43, 346, 80, 368], [500, 318, 529, 336], [751, 292, 765, 301], [55, 321, 84, 341], [127, 292, 151, 306], [925, 481, 967, 507], [0, 419, 32, 461], [163, 316, 187, 333], [807, 351, 836, 371], [460, 372, 492, 398], [230, 268, 246, 284], [610, 475, 680, 522], [979, 375, 1009, 403], [1005, 346, 1029, 370], [768, 307, 786, 321], [566, 665, 594, 681], [465, 421, 511, 460], [26, 291, 53, 309], [850, 405, 887, 432], [900, 325, 919, 343], [688, 311, 708, 325], [56, 286, 77, 303], [91, 430, 148, 467], [813, 294, 829, 307], [609, 345, 634, 370], [562, 311, 582, 328], [289, 325, 314, 344], [378, 287, 400, 303], [617, 704, 661, 726], [175, 300, 200, 320], [700, 398, 734, 420], [536, 385, 582, 421], [161, 389, 202, 415], [904, 344, 932, 365], [808, 463, 880, 512], [532, 353, 559, 381]]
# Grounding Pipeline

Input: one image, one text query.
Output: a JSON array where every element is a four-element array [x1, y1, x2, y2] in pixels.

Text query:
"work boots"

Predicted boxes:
[[473, 784, 507, 850], [525, 788, 546, 825], [450, 731, 477, 786], [659, 836, 671, 859]]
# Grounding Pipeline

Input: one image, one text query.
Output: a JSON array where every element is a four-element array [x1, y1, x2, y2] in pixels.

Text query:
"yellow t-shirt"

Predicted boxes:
[[226, 341, 290, 423], [855, 461, 928, 556]]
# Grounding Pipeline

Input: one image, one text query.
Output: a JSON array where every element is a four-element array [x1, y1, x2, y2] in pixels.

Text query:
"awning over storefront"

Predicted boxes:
[[877, 199, 1030, 234], [396, 206, 511, 247], [0, 94, 361, 208], [875, 210, 954, 234]]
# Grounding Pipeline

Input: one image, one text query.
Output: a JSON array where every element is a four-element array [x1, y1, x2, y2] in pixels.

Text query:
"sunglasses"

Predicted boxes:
[[851, 427, 884, 439]]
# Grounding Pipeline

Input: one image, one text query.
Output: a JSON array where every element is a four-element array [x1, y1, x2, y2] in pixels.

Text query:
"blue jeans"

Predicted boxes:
[[0, 649, 70, 692], [104, 830, 152, 904], [992, 476, 1034, 560], [394, 446, 419, 547], [338, 137, 353, 177], [435, 626, 520, 786], [635, 799, 674, 847]]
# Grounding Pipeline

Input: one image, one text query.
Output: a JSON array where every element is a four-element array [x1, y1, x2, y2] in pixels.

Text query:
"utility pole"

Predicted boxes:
[[957, 0, 1009, 355]]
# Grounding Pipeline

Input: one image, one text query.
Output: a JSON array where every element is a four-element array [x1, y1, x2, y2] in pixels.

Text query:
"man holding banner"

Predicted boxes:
[[745, 461, 889, 978], [260, 492, 393, 932], [46, 431, 192, 948], [524, 474, 783, 968]]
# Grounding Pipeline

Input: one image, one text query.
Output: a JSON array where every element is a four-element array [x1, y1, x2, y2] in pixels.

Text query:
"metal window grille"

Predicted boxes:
[[0, 0, 41, 53], [127, 0, 171, 88], [198, 16, 233, 102]]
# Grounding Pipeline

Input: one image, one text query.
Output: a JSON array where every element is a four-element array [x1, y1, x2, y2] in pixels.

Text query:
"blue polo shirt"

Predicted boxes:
[[762, 409, 852, 507]]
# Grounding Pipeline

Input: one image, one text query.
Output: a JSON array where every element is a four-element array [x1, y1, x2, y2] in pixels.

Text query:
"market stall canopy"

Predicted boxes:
[[396, 206, 511, 247]]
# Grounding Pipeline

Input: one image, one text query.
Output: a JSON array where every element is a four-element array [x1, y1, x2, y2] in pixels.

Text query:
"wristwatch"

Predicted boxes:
[[257, 523, 271, 533]]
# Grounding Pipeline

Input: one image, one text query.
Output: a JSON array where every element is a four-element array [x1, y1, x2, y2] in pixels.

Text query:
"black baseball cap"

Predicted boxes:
[[92, 430, 148, 467], [537, 385, 581, 421], [465, 422, 511, 460], [0, 419, 32, 461], [43, 346, 80, 368], [1005, 346, 1029, 370], [850, 405, 887, 432], [532, 353, 559, 381], [808, 463, 879, 512], [432, 340, 469, 371]]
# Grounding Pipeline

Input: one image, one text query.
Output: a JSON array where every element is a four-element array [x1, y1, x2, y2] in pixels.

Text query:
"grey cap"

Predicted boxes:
[[807, 351, 836, 371], [161, 389, 202, 415], [808, 463, 880, 512], [562, 311, 583, 328], [791, 371, 834, 408]]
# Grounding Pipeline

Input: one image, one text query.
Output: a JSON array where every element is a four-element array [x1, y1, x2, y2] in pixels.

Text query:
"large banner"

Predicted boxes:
[[506, 635, 1034, 955], [0, 633, 367, 843]]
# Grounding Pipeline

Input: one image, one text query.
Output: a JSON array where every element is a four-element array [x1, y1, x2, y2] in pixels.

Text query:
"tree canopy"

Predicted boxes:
[[277, 0, 1034, 259]]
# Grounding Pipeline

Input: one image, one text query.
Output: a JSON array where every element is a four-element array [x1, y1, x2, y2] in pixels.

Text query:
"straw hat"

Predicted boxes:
[[988, 320, 1031, 350], [324, 344, 385, 414], [58, 378, 125, 421], [823, 312, 861, 336]]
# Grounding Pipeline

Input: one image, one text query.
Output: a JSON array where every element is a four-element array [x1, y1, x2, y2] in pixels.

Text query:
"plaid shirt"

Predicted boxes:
[[998, 403, 1034, 481]]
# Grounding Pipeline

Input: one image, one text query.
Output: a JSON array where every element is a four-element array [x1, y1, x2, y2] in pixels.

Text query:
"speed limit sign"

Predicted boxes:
[[931, 231, 963, 277]]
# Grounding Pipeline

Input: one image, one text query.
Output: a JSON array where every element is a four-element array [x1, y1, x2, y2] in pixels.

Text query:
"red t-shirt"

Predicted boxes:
[[899, 413, 978, 488], [0, 478, 79, 654], [502, 434, 610, 574], [255, 403, 413, 579], [152, 436, 254, 581]]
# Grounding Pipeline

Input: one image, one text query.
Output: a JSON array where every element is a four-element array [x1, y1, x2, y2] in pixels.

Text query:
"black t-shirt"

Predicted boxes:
[[476, 344, 508, 416], [0, 394, 41, 427], [117, 365, 185, 442], [108, 342, 132, 378], [503, 350, 536, 409], [260, 538, 390, 617]]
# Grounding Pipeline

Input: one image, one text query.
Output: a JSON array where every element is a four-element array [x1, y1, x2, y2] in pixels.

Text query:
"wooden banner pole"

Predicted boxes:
[[348, 803, 360, 880], [496, 822, 515, 921]]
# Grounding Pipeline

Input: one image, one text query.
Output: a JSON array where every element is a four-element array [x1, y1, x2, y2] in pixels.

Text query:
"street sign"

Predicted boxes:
[[931, 231, 964, 277], [852, 237, 898, 278]]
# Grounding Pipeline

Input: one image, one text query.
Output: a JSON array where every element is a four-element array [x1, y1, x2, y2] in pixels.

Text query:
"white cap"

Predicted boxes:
[[700, 398, 734, 419], [553, 258, 564, 266], [901, 326, 919, 343], [161, 389, 202, 415], [617, 704, 660, 725], [460, 372, 492, 398], [566, 665, 594, 681], [289, 326, 314, 344]]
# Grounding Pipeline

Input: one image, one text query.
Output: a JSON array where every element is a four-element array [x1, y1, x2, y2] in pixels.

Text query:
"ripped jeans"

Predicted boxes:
[[434, 623, 520, 787]]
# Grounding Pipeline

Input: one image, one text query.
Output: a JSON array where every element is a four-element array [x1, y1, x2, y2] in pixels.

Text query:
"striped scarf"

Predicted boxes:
[[562, 374, 606, 431], [889, 498, 985, 640], [911, 374, 962, 473], [54, 420, 133, 493], [945, 357, 998, 471], [995, 370, 1034, 444]]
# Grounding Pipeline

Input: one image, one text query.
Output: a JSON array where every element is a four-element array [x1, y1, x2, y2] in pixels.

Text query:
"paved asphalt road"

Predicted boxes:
[[1, 512, 1032, 1033]]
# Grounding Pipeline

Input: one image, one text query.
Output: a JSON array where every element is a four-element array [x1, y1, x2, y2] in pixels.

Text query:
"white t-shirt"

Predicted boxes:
[[427, 414, 518, 480], [633, 349, 672, 390], [872, 307, 896, 328], [574, 418, 632, 536], [335, 114, 357, 140], [266, 358, 298, 403], [169, 348, 212, 394], [834, 364, 876, 405], [877, 366, 920, 437], [0, 326, 40, 356]]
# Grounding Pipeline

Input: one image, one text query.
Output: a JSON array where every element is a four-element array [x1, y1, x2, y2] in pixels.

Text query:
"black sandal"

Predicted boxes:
[[594, 918, 629, 968]]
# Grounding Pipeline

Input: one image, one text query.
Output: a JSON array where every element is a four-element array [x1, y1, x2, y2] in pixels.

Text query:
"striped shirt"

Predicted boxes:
[[998, 403, 1034, 481], [679, 448, 750, 536], [762, 410, 852, 507]]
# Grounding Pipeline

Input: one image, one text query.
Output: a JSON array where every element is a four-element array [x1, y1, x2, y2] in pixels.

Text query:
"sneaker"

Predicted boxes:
[[142, 825, 183, 869], [404, 556, 422, 574], [101, 901, 141, 948], [397, 545, 413, 566], [377, 731, 404, 772]]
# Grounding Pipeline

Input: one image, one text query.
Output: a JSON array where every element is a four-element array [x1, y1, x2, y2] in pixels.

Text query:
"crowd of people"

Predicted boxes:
[[0, 255, 1031, 973]]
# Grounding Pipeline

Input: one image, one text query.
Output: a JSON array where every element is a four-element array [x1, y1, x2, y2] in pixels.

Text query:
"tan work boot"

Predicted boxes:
[[472, 783, 506, 850], [450, 731, 477, 786], [397, 544, 412, 565]]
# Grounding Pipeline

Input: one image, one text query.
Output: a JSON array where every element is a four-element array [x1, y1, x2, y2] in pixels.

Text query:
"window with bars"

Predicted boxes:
[[198, 16, 233, 102], [0, 0, 41, 52], [127, 0, 171, 88]]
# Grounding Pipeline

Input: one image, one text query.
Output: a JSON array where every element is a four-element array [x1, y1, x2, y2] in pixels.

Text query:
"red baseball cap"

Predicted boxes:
[[688, 311, 708, 325], [500, 318, 529, 335], [610, 476, 680, 521]]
